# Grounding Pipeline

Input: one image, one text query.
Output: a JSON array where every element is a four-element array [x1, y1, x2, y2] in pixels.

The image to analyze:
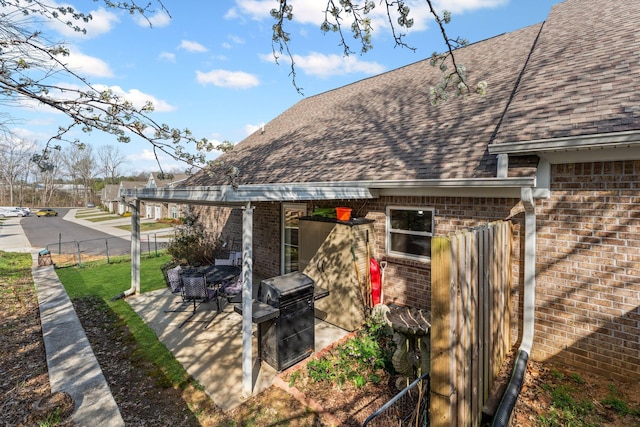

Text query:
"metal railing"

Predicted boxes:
[[46, 232, 170, 267], [363, 373, 430, 427]]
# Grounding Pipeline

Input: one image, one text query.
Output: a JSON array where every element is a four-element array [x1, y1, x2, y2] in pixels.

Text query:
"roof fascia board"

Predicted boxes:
[[123, 177, 535, 203], [123, 185, 378, 205], [488, 130, 640, 158]]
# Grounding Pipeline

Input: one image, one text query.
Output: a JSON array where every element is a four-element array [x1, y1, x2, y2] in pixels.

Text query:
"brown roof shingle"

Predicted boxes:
[[494, 0, 640, 143]]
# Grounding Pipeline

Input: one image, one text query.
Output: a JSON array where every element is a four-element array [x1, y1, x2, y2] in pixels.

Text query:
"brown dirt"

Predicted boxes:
[[0, 274, 75, 426], [2, 273, 639, 426]]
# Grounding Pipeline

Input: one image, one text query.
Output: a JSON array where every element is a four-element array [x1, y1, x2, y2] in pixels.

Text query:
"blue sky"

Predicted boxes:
[[9, 0, 564, 174]]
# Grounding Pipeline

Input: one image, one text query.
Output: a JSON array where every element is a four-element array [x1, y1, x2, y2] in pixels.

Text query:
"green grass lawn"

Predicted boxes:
[[55, 254, 191, 386], [82, 215, 124, 222], [116, 222, 173, 232]]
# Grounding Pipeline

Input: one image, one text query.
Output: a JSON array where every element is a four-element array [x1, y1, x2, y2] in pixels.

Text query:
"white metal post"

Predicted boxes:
[[131, 198, 141, 295], [241, 202, 254, 397]]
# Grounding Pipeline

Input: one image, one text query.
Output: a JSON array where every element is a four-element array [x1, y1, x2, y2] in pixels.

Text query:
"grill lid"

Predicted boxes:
[[259, 272, 314, 306]]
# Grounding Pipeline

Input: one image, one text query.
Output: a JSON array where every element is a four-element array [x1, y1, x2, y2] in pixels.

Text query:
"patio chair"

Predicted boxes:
[[219, 277, 243, 305], [179, 272, 218, 328], [163, 265, 191, 314], [166, 265, 183, 293]]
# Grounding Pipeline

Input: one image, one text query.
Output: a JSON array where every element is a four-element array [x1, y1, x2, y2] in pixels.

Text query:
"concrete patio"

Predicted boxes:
[[127, 288, 350, 411]]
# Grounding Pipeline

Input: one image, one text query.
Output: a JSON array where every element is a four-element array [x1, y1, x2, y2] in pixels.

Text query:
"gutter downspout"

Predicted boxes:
[[492, 187, 536, 426], [111, 198, 141, 301]]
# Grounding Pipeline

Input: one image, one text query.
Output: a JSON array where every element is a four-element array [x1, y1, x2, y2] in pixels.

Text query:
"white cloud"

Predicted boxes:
[[8, 127, 53, 144], [158, 52, 176, 62], [196, 70, 259, 89], [228, 34, 245, 45], [64, 48, 114, 78], [46, 4, 119, 39], [126, 149, 186, 172], [222, 42, 232, 49], [244, 123, 261, 135], [178, 40, 208, 53], [226, 0, 426, 35], [260, 52, 385, 78], [227, 1, 272, 21], [93, 85, 176, 112], [432, 0, 508, 14], [135, 11, 171, 28], [229, 0, 508, 35], [127, 148, 157, 162]]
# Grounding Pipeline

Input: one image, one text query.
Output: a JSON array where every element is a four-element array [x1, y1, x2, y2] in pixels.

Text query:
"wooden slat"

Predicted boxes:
[[469, 229, 480, 427], [453, 233, 466, 426], [430, 236, 457, 427], [481, 226, 489, 403]]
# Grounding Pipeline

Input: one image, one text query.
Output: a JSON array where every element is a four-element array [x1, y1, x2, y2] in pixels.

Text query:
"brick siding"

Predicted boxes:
[[534, 161, 640, 381]]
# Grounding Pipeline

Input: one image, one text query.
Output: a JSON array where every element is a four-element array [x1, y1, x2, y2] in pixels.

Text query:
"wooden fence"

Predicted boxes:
[[430, 220, 513, 427]]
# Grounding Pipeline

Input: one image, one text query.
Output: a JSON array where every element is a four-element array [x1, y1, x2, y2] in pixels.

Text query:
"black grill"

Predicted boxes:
[[257, 272, 315, 371]]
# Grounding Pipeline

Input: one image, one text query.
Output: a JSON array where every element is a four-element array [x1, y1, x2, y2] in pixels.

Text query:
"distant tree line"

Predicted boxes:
[[0, 137, 182, 208]]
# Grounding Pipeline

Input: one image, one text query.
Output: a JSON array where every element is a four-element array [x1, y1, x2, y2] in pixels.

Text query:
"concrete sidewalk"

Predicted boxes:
[[1, 216, 124, 426]]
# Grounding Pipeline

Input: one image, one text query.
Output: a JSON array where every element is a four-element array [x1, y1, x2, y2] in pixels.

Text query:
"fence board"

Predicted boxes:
[[430, 221, 513, 427], [430, 236, 457, 427]]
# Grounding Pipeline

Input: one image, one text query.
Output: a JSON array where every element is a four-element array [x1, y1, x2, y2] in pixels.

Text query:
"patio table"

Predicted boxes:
[[182, 265, 242, 313]]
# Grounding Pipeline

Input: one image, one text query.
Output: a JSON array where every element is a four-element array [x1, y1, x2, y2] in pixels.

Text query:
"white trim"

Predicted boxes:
[[386, 206, 434, 262], [488, 129, 640, 155], [281, 203, 307, 275]]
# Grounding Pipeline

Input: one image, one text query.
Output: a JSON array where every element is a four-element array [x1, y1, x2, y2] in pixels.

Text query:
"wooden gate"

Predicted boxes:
[[430, 220, 513, 427]]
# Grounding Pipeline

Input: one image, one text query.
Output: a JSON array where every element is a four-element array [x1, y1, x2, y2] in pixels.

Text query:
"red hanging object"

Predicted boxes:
[[370, 258, 381, 306]]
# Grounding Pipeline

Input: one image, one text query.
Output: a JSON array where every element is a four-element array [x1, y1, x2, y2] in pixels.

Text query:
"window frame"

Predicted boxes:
[[385, 206, 434, 261], [281, 203, 307, 274]]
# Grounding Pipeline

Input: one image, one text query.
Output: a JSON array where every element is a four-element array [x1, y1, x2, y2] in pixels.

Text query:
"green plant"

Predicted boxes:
[[304, 314, 395, 389], [38, 407, 61, 427], [166, 211, 222, 266], [569, 372, 584, 384], [538, 382, 595, 426], [287, 370, 300, 387], [601, 384, 640, 416]]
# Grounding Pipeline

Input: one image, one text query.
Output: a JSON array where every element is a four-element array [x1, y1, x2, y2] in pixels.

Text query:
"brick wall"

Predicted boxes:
[[534, 161, 640, 381]]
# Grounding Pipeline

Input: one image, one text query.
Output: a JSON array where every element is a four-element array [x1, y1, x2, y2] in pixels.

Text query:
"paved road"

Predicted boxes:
[[21, 209, 132, 256]]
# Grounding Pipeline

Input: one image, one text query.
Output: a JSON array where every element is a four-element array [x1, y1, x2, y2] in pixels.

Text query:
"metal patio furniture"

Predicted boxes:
[[179, 271, 218, 328]]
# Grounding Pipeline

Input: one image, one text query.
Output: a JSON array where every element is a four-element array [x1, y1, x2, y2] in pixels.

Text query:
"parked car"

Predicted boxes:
[[36, 208, 58, 217], [0, 208, 25, 217], [19, 207, 31, 216], [0, 209, 24, 218]]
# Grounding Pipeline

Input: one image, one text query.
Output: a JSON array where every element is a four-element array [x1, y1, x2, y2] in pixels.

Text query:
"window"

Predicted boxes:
[[282, 203, 307, 274], [386, 206, 434, 260]]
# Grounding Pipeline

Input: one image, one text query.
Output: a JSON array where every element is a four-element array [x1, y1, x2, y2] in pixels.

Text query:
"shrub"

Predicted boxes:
[[166, 211, 222, 266]]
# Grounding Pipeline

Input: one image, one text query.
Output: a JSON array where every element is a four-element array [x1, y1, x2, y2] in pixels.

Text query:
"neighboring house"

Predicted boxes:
[[117, 181, 146, 214], [100, 184, 120, 213], [143, 172, 188, 219], [125, 0, 640, 400]]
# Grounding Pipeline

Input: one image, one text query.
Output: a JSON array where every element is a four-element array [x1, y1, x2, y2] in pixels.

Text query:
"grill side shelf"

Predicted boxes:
[[234, 301, 280, 323]]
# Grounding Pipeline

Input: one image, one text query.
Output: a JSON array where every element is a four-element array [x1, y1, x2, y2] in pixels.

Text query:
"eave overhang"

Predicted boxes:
[[122, 177, 538, 205], [488, 130, 640, 163]]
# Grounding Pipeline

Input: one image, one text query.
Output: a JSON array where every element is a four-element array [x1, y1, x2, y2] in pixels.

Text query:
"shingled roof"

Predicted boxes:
[[493, 0, 640, 144], [186, 0, 638, 188]]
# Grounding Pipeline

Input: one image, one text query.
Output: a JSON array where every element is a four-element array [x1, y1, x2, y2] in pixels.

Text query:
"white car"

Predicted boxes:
[[0, 208, 24, 218]]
